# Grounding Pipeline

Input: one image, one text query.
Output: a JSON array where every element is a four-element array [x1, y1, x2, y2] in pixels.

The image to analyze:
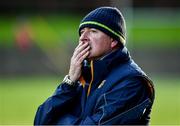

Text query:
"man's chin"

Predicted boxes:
[[87, 56, 99, 61], [86, 53, 91, 59], [86, 56, 93, 61], [86, 53, 100, 60]]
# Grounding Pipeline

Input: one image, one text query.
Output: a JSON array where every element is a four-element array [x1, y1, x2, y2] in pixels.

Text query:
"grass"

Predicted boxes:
[[0, 76, 180, 125], [150, 76, 180, 124], [0, 76, 59, 124]]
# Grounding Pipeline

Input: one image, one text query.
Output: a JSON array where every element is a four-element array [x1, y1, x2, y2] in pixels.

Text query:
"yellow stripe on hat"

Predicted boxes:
[[79, 21, 125, 44]]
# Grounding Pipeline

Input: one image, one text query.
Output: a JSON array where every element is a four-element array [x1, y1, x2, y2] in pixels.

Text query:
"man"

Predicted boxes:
[[34, 7, 155, 125]]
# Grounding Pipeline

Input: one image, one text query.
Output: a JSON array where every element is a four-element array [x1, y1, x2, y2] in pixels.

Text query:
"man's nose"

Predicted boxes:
[[80, 31, 89, 42]]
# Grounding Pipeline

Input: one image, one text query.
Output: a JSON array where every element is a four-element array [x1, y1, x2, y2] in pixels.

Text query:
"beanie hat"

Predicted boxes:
[[79, 7, 126, 45]]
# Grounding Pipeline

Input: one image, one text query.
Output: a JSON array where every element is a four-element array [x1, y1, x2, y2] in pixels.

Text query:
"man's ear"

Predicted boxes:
[[110, 38, 118, 48]]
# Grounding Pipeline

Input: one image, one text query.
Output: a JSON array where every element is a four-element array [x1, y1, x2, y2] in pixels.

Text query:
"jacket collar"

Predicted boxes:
[[80, 47, 131, 95], [98, 47, 130, 71], [93, 47, 130, 81]]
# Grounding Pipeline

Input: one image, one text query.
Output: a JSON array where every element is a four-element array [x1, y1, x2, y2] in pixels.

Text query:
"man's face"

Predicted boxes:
[[79, 27, 117, 60]]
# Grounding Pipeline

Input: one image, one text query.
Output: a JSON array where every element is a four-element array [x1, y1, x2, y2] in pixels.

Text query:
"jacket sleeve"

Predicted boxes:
[[80, 77, 152, 125], [34, 82, 79, 125]]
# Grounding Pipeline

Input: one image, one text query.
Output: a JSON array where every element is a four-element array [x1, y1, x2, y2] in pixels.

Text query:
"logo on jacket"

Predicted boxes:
[[98, 80, 106, 88]]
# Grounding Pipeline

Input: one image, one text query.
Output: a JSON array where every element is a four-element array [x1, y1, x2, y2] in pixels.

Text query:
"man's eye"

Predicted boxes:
[[91, 29, 97, 33], [80, 30, 84, 35]]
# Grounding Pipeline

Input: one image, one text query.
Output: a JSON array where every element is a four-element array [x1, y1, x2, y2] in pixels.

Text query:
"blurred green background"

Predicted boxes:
[[0, 0, 180, 125]]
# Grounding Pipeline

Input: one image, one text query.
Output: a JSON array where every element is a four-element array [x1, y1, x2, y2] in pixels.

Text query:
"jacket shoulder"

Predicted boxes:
[[105, 59, 154, 102], [107, 59, 145, 83]]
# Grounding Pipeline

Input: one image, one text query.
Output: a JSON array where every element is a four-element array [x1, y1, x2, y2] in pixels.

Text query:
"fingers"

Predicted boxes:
[[74, 42, 83, 51], [74, 42, 89, 57], [75, 45, 90, 59], [73, 42, 90, 59], [68, 42, 90, 82], [78, 50, 89, 63]]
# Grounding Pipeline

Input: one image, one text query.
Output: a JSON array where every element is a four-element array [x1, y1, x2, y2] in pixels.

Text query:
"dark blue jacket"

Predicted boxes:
[[34, 47, 155, 125]]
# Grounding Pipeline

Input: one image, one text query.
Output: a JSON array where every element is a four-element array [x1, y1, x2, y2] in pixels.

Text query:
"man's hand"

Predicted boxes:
[[68, 42, 90, 82]]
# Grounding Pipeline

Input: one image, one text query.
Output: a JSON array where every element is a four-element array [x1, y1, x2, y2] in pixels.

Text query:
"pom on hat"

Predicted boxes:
[[79, 7, 126, 45]]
